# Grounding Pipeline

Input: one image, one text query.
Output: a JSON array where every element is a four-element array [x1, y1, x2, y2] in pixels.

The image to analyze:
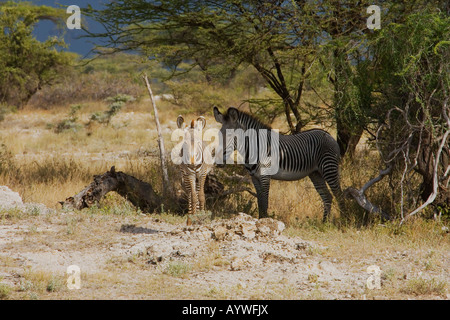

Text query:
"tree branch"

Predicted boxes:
[[401, 96, 450, 224], [344, 165, 392, 220]]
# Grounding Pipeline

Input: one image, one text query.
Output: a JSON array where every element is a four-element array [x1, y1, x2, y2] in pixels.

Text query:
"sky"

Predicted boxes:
[[30, 0, 108, 57]]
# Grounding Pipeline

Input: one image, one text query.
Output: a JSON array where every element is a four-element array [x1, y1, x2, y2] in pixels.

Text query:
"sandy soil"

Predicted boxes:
[[0, 199, 448, 300]]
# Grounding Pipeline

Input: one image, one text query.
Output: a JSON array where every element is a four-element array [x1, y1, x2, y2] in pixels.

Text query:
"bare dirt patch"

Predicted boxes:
[[0, 202, 448, 300]]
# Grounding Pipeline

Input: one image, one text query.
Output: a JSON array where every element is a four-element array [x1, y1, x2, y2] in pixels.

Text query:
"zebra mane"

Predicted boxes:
[[229, 108, 272, 131]]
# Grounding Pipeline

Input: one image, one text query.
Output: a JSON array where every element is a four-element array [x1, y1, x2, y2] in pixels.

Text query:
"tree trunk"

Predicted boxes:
[[417, 131, 450, 210], [336, 115, 363, 157], [332, 44, 364, 158]]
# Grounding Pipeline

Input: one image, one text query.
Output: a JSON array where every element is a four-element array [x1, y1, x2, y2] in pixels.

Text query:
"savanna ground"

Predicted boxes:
[[0, 97, 448, 300]]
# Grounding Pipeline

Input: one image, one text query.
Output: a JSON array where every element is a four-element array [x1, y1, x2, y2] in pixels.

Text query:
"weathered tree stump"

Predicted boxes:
[[60, 166, 162, 213]]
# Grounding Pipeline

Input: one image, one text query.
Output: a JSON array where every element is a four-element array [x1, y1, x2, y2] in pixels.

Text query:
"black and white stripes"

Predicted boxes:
[[214, 106, 344, 221], [176, 115, 213, 216]]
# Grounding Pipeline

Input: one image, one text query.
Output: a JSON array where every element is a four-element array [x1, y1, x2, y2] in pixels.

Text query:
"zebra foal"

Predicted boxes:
[[176, 115, 213, 217]]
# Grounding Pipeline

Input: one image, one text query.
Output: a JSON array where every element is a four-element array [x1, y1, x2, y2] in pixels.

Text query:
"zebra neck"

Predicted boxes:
[[237, 113, 272, 132]]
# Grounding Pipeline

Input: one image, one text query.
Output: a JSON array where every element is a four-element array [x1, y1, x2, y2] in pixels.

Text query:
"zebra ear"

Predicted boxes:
[[196, 116, 206, 129], [177, 115, 184, 128], [213, 106, 223, 123], [228, 107, 239, 122]]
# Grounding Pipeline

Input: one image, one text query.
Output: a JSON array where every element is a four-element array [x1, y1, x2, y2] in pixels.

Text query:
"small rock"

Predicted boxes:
[[239, 222, 257, 240], [225, 232, 241, 241], [235, 212, 254, 222], [213, 225, 227, 241], [318, 261, 336, 273], [230, 257, 244, 271], [256, 218, 285, 236], [295, 242, 312, 251], [197, 230, 212, 241], [0, 186, 23, 209], [146, 243, 173, 262]]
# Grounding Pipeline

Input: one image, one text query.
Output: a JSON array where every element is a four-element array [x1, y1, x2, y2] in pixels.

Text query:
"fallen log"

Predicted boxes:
[[59, 167, 243, 214], [60, 166, 162, 213]]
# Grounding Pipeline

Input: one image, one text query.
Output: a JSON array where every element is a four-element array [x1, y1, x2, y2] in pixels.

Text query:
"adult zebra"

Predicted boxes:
[[213, 106, 344, 221]]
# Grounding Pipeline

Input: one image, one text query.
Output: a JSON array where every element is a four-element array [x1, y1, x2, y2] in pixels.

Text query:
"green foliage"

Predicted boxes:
[[373, 12, 449, 144], [0, 1, 75, 107], [53, 104, 83, 133], [29, 69, 143, 108], [84, 0, 329, 132], [401, 277, 447, 296], [0, 104, 16, 122], [370, 12, 450, 216], [86, 0, 448, 136], [81, 51, 143, 75], [46, 275, 64, 293], [50, 94, 136, 134], [374, 12, 449, 105], [166, 81, 228, 114], [89, 94, 135, 125], [164, 261, 191, 278]]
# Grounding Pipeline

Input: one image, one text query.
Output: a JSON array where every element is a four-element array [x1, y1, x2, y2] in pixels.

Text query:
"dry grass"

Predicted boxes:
[[400, 277, 447, 297]]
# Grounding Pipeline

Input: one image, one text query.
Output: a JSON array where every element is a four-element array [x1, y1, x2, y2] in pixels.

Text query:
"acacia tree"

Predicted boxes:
[[0, 1, 74, 108], [310, 0, 449, 157], [85, 0, 328, 133], [86, 0, 445, 149], [371, 12, 449, 220]]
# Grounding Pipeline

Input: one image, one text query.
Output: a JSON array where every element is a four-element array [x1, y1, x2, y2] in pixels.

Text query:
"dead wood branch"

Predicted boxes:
[[207, 174, 256, 198], [401, 99, 450, 224], [212, 171, 256, 197], [60, 166, 162, 213], [142, 73, 171, 197], [344, 166, 392, 221]]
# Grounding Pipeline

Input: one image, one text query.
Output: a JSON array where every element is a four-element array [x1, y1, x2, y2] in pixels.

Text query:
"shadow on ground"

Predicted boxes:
[[120, 224, 160, 234]]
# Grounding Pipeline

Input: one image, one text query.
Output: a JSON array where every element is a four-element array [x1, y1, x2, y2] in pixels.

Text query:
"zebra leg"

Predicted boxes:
[[251, 175, 270, 218], [197, 171, 207, 211], [191, 178, 198, 215], [328, 181, 345, 216], [309, 171, 333, 222], [184, 173, 197, 216], [319, 165, 346, 216]]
